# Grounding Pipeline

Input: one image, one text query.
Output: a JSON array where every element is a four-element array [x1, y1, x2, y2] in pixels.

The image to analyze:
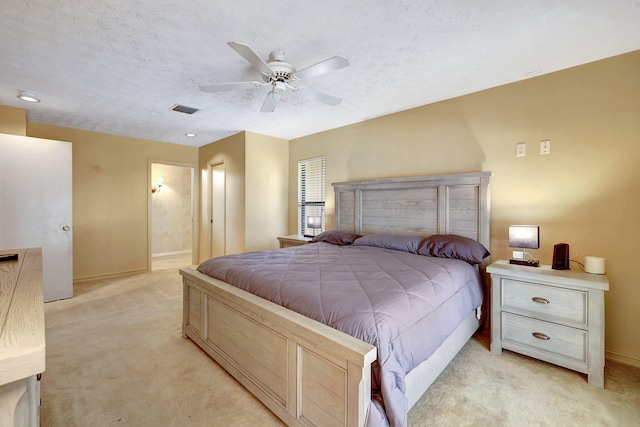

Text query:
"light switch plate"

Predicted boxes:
[[540, 140, 551, 154]]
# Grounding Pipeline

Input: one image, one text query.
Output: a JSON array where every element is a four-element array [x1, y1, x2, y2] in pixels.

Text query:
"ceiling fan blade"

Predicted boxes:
[[296, 87, 342, 106], [295, 56, 349, 80], [199, 81, 266, 92], [228, 42, 274, 75], [261, 90, 281, 113]]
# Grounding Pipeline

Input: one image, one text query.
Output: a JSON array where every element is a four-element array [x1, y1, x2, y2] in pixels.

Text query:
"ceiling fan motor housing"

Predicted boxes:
[[263, 51, 296, 84]]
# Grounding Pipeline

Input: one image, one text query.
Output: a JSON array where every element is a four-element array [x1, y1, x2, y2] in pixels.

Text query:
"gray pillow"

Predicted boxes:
[[310, 230, 361, 245], [417, 234, 490, 264], [351, 234, 423, 253]]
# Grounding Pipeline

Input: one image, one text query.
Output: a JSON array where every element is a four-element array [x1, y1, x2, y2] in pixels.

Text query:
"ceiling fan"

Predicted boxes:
[[199, 42, 349, 113]]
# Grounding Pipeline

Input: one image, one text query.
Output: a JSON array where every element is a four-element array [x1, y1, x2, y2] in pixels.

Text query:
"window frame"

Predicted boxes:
[[297, 156, 326, 237]]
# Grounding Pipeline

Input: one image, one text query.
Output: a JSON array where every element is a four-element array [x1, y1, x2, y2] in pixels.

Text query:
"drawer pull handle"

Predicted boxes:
[[532, 332, 551, 340], [531, 296, 550, 304]]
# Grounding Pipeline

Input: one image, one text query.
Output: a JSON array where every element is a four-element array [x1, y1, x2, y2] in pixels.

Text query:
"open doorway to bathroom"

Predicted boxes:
[[149, 162, 197, 271]]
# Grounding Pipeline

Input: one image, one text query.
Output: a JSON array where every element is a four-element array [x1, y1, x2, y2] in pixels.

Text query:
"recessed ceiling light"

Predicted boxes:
[[17, 90, 40, 103], [185, 133, 197, 137]]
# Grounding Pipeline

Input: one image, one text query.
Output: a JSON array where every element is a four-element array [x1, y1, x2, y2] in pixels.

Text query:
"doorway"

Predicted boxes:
[[149, 162, 197, 270]]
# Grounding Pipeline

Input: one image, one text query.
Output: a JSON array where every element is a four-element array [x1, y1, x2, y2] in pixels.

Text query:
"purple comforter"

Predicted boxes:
[[197, 242, 483, 426]]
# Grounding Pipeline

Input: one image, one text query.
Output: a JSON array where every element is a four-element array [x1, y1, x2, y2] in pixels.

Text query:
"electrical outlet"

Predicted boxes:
[[540, 140, 551, 154], [516, 142, 526, 157], [512, 251, 524, 260]]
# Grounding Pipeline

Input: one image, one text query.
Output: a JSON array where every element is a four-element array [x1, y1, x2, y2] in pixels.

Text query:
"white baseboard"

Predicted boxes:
[[152, 249, 191, 257], [73, 268, 147, 284], [606, 350, 640, 368]]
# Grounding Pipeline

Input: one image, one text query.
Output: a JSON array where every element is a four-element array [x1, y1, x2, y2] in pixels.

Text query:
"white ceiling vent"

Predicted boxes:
[[170, 104, 199, 114]]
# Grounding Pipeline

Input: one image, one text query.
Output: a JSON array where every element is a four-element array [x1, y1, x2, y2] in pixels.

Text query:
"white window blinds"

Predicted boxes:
[[298, 156, 326, 237]]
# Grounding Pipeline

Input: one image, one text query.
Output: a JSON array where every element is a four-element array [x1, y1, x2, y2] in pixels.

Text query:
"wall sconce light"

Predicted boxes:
[[508, 225, 540, 267], [305, 215, 322, 238], [151, 176, 164, 193]]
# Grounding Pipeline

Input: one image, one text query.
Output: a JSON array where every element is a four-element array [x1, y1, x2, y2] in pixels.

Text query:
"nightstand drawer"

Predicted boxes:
[[502, 313, 587, 363], [502, 279, 587, 326]]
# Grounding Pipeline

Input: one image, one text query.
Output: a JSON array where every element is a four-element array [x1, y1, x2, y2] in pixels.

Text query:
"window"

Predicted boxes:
[[298, 156, 326, 237]]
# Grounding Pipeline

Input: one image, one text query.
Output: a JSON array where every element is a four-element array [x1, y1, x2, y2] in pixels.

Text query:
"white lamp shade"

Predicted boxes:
[[508, 225, 540, 249], [307, 216, 321, 229]]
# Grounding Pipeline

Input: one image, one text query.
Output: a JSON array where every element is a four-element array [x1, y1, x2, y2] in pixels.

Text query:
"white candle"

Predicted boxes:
[[584, 256, 605, 274]]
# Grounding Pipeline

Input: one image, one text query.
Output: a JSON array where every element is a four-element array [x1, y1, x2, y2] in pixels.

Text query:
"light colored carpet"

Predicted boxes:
[[151, 252, 193, 271], [42, 269, 640, 426]]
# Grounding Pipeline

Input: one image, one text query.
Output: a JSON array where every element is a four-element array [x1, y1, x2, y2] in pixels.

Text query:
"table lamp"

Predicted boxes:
[[508, 225, 540, 267], [305, 215, 322, 238]]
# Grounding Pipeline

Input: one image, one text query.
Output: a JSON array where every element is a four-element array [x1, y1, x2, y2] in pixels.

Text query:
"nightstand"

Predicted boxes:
[[487, 260, 609, 387], [277, 234, 313, 248]]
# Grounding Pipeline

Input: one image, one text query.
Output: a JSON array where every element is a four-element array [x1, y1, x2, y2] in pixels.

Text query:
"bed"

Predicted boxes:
[[180, 171, 491, 426]]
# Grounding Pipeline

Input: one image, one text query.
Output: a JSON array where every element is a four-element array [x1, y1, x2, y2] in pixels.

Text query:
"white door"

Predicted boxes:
[[210, 163, 225, 258], [0, 133, 73, 302]]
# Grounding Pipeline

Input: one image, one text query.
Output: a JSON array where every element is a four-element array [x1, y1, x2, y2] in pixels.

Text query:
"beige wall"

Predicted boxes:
[[27, 123, 197, 280], [245, 131, 289, 252], [199, 132, 247, 258], [289, 51, 640, 365], [198, 131, 289, 258], [0, 105, 27, 135]]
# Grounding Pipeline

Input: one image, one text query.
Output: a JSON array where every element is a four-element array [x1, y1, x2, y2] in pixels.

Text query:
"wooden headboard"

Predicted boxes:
[[332, 172, 491, 251]]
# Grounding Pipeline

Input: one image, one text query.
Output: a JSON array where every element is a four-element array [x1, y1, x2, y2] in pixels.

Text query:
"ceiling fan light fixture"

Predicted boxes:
[[17, 90, 40, 103], [273, 81, 287, 92]]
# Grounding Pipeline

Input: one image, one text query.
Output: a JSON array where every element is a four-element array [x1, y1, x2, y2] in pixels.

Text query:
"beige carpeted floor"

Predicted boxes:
[[41, 268, 640, 426]]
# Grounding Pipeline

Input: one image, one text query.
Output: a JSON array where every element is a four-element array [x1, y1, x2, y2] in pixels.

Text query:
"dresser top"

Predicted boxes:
[[487, 259, 609, 291], [0, 248, 46, 385]]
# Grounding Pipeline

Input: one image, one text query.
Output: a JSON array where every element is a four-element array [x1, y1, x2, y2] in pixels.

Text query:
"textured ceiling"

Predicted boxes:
[[1, 0, 639, 147]]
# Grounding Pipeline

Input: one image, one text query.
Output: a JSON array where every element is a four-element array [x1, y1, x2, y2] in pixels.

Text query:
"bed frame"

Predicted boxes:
[[180, 171, 491, 426]]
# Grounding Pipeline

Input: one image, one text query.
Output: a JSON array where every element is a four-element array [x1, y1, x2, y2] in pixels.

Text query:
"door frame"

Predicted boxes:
[[147, 159, 199, 270], [208, 161, 226, 258]]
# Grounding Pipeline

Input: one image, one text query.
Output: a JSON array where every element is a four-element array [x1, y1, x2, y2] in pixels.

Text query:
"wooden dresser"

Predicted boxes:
[[488, 260, 609, 387], [0, 248, 45, 426]]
